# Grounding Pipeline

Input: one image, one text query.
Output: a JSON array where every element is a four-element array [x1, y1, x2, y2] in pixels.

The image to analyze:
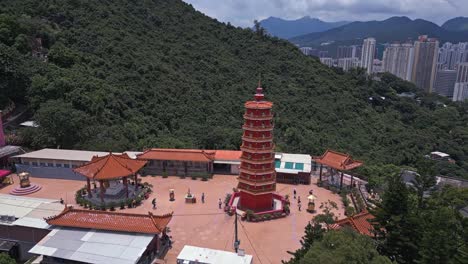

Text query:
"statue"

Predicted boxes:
[[18, 172, 31, 188]]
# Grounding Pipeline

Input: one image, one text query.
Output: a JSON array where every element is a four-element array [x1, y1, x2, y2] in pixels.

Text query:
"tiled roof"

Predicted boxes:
[[313, 149, 363, 171], [137, 149, 215, 162], [331, 211, 375, 236], [45, 206, 172, 234], [214, 150, 242, 161], [73, 153, 147, 180]]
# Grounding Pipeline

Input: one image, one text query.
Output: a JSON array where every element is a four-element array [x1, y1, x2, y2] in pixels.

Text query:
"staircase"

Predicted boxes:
[[9, 184, 42, 195]]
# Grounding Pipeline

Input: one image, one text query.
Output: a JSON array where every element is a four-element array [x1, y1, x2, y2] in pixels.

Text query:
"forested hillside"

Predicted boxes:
[[0, 0, 467, 179]]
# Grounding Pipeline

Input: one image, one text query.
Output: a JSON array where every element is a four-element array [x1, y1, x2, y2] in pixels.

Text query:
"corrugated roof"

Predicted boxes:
[[13, 148, 119, 162], [73, 153, 147, 180], [137, 149, 215, 162], [29, 227, 154, 264], [45, 206, 172, 234], [314, 149, 363, 171]]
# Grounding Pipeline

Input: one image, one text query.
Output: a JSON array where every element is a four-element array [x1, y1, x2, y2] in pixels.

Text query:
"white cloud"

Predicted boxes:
[[183, 0, 467, 27]]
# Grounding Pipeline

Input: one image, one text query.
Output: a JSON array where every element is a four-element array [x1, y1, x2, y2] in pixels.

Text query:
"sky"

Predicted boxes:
[[183, 0, 468, 27]]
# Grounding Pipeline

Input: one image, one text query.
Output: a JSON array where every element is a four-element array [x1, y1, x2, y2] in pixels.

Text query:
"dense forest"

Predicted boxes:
[[0, 0, 467, 179]]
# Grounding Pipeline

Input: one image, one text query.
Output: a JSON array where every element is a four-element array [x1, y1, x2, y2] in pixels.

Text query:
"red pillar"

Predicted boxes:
[[99, 180, 105, 203], [123, 177, 129, 198], [87, 178, 92, 198]]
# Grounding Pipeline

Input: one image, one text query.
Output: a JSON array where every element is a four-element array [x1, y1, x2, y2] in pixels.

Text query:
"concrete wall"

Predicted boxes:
[[15, 164, 85, 181]]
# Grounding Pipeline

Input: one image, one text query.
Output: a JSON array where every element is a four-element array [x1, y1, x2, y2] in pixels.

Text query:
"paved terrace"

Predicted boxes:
[[0, 174, 344, 263]]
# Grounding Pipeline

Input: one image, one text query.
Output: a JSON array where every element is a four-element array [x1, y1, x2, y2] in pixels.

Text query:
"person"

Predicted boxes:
[[60, 198, 64, 204], [293, 188, 297, 199], [309, 189, 313, 195], [298, 199, 302, 211], [152, 198, 156, 209], [218, 198, 222, 209], [201, 193, 205, 203], [298, 196, 301, 204]]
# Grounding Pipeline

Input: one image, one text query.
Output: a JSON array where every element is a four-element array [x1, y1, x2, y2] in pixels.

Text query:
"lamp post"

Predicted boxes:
[[234, 212, 240, 253]]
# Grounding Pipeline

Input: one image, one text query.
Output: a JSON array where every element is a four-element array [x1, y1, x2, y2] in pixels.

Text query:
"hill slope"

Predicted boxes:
[[258, 16, 349, 39], [0, 0, 467, 178], [442, 17, 468, 32], [291, 16, 468, 46]]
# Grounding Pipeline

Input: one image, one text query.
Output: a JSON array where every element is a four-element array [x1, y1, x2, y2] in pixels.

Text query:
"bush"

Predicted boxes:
[[245, 210, 254, 221], [345, 206, 355, 216], [162, 172, 168, 178], [108, 202, 116, 211], [120, 200, 125, 209], [224, 193, 232, 205], [191, 175, 197, 180], [201, 174, 208, 181]]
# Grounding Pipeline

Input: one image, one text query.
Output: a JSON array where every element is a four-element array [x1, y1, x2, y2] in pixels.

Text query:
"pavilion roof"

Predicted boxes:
[[73, 153, 147, 180], [331, 211, 375, 236], [137, 148, 215, 162], [313, 149, 363, 171], [45, 206, 172, 234]]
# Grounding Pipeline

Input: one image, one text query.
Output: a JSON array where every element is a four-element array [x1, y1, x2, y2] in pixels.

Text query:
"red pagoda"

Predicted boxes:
[[237, 84, 278, 212]]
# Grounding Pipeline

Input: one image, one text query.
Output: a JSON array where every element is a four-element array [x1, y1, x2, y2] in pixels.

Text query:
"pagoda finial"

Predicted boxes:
[[254, 76, 264, 101]]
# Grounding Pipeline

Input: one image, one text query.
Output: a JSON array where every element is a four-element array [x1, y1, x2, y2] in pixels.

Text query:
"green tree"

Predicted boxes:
[[283, 222, 325, 264], [0, 253, 15, 264], [300, 229, 392, 264]]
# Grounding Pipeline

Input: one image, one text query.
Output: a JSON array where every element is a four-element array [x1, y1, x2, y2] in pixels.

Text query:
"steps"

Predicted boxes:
[[9, 184, 42, 196]]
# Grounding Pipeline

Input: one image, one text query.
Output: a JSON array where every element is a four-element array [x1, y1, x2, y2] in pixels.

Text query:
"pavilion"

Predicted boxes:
[[330, 211, 376, 237], [73, 153, 147, 203], [314, 149, 363, 190]]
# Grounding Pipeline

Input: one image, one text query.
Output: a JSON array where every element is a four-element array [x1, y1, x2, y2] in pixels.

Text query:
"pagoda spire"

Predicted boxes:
[[254, 79, 264, 101]]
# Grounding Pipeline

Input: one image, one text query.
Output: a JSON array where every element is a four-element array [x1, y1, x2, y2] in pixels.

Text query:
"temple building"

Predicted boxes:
[[29, 206, 173, 263], [236, 84, 278, 212], [314, 149, 363, 190], [331, 211, 376, 237], [137, 149, 215, 177]]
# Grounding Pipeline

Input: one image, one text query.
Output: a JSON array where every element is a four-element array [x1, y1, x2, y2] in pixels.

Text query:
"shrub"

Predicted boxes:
[[120, 200, 125, 209], [345, 206, 355, 216], [201, 174, 208, 181], [245, 210, 254, 221], [224, 193, 232, 205], [162, 172, 168, 178], [108, 202, 116, 211], [191, 175, 197, 180]]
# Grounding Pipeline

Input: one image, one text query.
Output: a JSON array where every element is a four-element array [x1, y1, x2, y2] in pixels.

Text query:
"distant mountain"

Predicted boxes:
[[291, 16, 468, 47], [258, 16, 349, 39], [442, 17, 468, 32]]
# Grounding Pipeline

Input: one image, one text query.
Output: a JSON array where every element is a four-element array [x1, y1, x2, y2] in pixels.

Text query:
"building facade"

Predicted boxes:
[[337, 57, 359, 71], [434, 69, 457, 97], [453, 62, 468, 101], [320, 57, 334, 67], [361, 38, 376, 74], [382, 43, 414, 80], [411, 35, 439, 92]]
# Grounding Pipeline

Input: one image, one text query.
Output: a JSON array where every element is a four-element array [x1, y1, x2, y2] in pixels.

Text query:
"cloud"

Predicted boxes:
[[183, 0, 468, 27]]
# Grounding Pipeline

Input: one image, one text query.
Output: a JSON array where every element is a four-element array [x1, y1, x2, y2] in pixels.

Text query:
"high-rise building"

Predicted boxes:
[[361, 38, 376, 74], [453, 83, 468, 102], [337, 46, 353, 59], [351, 45, 362, 59], [337, 57, 359, 71], [453, 63, 468, 101], [299, 47, 318, 57], [411, 35, 439, 92], [434, 69, 457, 97], [437, 42, 468, 70], [382, 43, 414, 80], [320, 57, 334, 67]]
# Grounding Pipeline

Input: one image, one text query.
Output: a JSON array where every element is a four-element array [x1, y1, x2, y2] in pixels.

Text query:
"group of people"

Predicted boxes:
[[151, 191, 219, 210], [293, 188, 314, 212]]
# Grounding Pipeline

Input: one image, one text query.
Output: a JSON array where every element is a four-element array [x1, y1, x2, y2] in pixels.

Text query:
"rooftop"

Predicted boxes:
[[13, 148, 119, 162], [73, 153, 147, 180], [214, 150, 242, 161], [45, 206, 172, 234], [0, 145, 22, 159], [331, 211, 375, 236], [137, 148, 216, 162], [29, 226, 155, 264], [314, 149, 363, 171], [177, 245, 253, 264]]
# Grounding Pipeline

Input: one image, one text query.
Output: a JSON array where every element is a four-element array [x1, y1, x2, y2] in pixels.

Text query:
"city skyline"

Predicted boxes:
[[183, 0, 468, 27]]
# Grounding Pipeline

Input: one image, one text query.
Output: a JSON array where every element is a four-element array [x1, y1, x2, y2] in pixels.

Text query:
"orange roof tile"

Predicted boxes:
[[137, 149, 215, 162], [45, 206, 172, 234], [313, 149, 363, 171], [74, 153, 147, 180], [245, 100, 273, 109], [332, 211, 375, 236], [214, 150, 242, 161]]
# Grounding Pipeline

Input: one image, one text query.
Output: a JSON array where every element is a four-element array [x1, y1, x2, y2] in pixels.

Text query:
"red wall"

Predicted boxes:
[[239, 191, 273, 212]]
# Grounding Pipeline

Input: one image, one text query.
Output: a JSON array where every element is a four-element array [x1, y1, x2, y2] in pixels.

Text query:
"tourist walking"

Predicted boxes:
[[293, 188, 297, 199], [298, 199, 302, 211], [218, 198, 222, 209], [202, 193, 205, 203], [152, 198, 156, 209]]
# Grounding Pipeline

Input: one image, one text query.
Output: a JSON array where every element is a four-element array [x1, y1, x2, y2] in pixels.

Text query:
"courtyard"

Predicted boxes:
[[1, 174, 344, 263]]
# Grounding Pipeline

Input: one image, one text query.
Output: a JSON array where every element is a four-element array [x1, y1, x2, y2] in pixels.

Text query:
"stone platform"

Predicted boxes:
[[10, 184, 42, 196]]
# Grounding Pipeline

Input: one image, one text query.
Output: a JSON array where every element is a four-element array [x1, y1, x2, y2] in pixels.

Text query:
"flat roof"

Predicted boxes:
[[0, 194, 63, 228], [431, 151, 450, 157], [278, 153, 312, 164], [12, 148, 119, 162], [177, 245, 253, 264], [29, 227, 154, 264]]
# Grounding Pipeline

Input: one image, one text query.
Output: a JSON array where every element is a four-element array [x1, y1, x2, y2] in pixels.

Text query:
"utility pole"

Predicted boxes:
[[234, 211, 240, 252]]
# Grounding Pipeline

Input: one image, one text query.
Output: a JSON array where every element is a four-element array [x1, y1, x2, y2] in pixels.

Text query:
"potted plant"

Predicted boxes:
[[109, 202, 116, 211], [162, 171, 168, 178], [245, 210, 254, 222], [120, 200, 125, 209], [201, 174, 208, 181], [191, 175, 197, 180], [126, 198, 133, 208]]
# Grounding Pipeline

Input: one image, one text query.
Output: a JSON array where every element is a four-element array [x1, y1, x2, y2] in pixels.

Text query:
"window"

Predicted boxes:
[[47, 163, 54, 167], [64, 164, 70, 168], [40, 162, 46, 167], [274, 160, 281, 168], [32, 162, 38, 166], [23, 161, 29, 165], [294, 163, 304, 170], [284, 162, 294, 169], [71, 164, 77, 168], [56, 163, 62, 168]]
